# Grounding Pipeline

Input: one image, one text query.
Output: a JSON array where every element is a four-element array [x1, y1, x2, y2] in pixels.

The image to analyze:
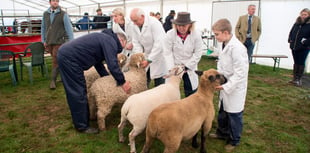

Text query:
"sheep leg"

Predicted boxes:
[[97, 104, 113, 131], [140, 133, 154, 153], [129, 127, 144, 153], [161, 135, 182, 153], [118, 117, 127, 143], [192, 133, 199, 148], [200, 129, 207, 153], [88, 100, 97, 120]]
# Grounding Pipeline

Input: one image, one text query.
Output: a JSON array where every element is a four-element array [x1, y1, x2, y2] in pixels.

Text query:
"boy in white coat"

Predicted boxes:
[[210, 18, 249, 152]]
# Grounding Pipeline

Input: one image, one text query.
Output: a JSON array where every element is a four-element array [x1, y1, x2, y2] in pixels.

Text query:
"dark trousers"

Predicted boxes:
[[292, 49, 309, 66], [146, 68, 165, 88], [182, 72, 196, 97], [216, 101, 243, 146], [58, 54, 89, 130], [244, 39, 254, 63]]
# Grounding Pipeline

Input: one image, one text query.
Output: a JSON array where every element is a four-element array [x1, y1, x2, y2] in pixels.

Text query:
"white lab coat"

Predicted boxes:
[[132, 15, 167, 79], [164, 29, 203, 90], [217, 35, 249, 113], [112, 18, 134, 56]]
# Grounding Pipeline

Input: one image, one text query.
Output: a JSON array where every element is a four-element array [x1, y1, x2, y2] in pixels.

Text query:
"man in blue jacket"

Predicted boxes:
[[57, 30, 131, 134]]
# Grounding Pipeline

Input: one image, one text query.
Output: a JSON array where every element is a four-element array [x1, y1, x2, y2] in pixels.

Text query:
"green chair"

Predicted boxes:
[[0, 50, 17, 86], [19, 42, 48, 84]]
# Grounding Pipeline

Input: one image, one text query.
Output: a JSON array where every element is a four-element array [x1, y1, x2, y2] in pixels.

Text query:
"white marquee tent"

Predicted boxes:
[[1, 0, 310, 72]]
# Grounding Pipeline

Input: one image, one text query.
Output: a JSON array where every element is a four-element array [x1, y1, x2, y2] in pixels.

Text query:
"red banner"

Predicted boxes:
[[0, 35, 41, 56]]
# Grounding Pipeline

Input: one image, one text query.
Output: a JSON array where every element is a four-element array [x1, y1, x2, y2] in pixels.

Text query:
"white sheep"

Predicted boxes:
[[85, 53, 127, 120], [88, 53, 148, 130], [141, 69, 227, 153], [118, 65, 186, 153]]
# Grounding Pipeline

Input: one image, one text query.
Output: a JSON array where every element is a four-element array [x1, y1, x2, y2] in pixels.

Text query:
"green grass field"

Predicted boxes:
[[0, 56, 309, 153]]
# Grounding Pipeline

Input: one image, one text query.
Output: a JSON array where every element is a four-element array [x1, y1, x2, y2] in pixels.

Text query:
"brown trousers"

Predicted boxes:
[[46, 45, 61, 68]]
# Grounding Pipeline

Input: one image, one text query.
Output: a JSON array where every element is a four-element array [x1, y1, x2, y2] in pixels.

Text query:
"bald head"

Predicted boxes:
[[130, 8, 145, 27]]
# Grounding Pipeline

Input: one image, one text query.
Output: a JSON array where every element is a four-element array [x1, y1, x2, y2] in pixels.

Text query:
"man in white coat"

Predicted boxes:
[[130, 8, 167, 87], [164, 12, 203, 97], [112, 8, 135, 57], [210, 18, 249, 152]]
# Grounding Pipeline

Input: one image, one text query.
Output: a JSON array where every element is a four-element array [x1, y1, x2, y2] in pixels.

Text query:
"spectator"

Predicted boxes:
[[235, 4, 261, 63], [93, 8, 111, 29], [288, 8, 310, 87], [164, 12, 203, 97], [112, 8, 135, 57], [209, 18, 249, 152], [76, 12, 93, 30], [130, 8, 167, 88], [163, 10, 176, 32], [57, 30, 131, 134], [41, 0, 74, 89], [155, 12, 163, 24]]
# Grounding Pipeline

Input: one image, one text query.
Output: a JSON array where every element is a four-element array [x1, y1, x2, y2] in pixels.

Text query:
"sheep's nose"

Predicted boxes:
[[220, 75, 227, 85]]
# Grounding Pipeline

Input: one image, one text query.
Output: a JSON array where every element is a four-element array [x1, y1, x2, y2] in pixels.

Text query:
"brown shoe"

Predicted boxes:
[[225, 144, 236, 152]]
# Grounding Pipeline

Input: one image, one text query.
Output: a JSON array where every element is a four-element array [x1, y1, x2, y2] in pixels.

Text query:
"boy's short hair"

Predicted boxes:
[[212, 18, 232, 34]]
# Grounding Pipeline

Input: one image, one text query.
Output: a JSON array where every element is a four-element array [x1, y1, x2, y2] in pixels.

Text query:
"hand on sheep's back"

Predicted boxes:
[[122, 81, 131, 94]]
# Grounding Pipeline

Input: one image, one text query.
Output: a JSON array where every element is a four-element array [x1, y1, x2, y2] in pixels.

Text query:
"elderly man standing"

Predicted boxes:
[[41, 0, 74, 89], [130, 8, 167, 88], [235, 4, 261, 63]]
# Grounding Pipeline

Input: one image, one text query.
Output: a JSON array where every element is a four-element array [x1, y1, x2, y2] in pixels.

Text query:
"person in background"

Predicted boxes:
[[149, 12, 155, 17], [209, 18, 249, 152], [41, 0, 74, 89], [235, 4, 261, 63], [164, 12, 203, 97], [155, 12, 163, 24], [163, 10, 176, 32], [130, 8, 167, 88], [288, 8, 310, 87], [76, 12, 93, 30], [93, 8, 111, 29], [57, 30, 131, 134], [112, 8, 135, 57]]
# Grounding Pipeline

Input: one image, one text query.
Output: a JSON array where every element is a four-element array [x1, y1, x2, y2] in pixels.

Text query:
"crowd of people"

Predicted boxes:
[[41, 0, 309, 152]]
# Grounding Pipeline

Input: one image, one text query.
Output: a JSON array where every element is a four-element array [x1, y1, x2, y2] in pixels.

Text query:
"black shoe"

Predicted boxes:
[[78, 127, 99, 134], [209, 133, 228, 140]]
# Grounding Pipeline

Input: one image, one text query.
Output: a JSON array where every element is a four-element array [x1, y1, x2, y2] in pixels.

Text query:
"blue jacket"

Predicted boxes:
[[76, 16, 94, 30], [58, 30, 125, 85]]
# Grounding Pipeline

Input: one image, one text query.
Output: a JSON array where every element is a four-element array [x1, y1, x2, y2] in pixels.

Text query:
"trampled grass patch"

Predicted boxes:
[[0, 55, 309, 153]]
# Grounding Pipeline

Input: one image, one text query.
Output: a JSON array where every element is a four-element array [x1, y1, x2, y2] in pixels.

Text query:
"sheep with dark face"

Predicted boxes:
[[141, 69, 227, 153]]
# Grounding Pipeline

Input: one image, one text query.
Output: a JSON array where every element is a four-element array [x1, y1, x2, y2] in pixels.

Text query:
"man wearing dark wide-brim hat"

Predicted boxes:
[[164, 11, 203, 98]]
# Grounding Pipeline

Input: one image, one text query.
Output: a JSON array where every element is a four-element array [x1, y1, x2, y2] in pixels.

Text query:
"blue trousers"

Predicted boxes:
[[216, 101, 243, 146], [58, 54, 89, 131], [182, 72, 196, 97], [146, 68, 165, 88], [244, 38, 254, 63]]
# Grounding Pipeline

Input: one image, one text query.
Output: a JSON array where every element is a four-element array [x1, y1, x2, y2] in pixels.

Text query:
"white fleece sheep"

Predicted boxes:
[[118, 65, 185, 153], [85, 53, 127, 120], [88, 53, 148, 130], [141, 69, 227, 153]]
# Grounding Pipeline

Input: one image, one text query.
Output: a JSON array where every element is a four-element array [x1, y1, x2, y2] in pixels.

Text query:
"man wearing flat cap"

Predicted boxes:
[[163, 10, 176, 32], [164, 12, 203, 97]]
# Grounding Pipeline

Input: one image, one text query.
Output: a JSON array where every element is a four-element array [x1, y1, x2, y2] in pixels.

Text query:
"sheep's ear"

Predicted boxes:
[[136, 61, 141, 68], [195, 70, 203, 76]]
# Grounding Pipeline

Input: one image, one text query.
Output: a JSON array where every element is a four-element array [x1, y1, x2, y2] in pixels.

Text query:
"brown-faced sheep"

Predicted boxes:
[[141, 69, 227, 153], [85, 53, 127, 120], [88, 53, 148, 130], [118, 65, 185, 153]]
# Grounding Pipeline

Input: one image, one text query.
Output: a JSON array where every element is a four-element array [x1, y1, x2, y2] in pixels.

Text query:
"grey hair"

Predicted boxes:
[[116, 32, 127, 42]]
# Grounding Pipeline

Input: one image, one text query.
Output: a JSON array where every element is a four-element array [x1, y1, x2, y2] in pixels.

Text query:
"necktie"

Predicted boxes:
[[247, 16, 252, 34]]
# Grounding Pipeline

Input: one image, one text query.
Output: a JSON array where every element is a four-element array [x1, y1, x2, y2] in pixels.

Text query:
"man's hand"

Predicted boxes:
[[122, 81, 131, 94], [141, 60, 149, 68], [215, 85, 223, 91], [125, 43, 133, 50]]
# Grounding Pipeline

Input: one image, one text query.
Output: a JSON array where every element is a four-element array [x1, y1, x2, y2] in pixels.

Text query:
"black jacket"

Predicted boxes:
[[288, 17, 310, 51]]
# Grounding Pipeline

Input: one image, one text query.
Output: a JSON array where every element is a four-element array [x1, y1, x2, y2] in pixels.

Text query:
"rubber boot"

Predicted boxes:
[[289, 64, 298, 84], [295, 65, 305, 87], [49, 67, 58, 89]]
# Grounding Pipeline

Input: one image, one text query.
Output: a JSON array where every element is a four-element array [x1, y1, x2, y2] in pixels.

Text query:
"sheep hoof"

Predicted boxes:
[[118, 139, 125, 143]]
